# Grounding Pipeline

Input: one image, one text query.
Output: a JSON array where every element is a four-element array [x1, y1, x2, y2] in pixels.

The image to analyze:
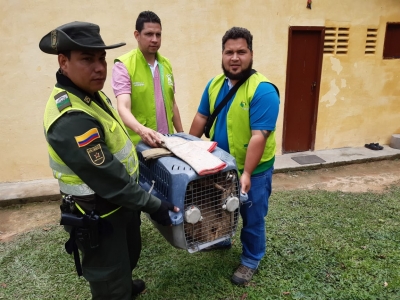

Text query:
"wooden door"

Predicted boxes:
[[282, 27, 324, 153]]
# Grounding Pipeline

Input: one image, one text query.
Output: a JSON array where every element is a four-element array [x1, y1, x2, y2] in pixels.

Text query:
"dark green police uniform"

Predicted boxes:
[[45, 72, 161, 299], [40, 21, 176, 299]]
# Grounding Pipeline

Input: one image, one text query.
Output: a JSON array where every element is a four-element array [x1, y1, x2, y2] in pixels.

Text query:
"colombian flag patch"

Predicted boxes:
[[75, 128, 100, 147]]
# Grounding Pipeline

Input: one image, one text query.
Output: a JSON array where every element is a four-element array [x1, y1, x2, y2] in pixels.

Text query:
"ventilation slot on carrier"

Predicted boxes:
[[137, 151, 169, 199]]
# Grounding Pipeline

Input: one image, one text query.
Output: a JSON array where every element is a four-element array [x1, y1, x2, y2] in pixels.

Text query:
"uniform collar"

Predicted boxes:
[[56, 70, 93, 105]]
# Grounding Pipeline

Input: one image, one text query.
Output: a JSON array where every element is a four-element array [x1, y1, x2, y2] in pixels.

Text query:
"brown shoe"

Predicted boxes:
[[231, 264, 256, 286]]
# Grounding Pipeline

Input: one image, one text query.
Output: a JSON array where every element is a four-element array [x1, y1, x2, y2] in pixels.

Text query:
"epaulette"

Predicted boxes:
[[54, 91, 72, 111]]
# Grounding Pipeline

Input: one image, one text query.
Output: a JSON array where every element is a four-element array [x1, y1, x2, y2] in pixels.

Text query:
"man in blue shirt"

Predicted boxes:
[[190, 27, 280, 286]]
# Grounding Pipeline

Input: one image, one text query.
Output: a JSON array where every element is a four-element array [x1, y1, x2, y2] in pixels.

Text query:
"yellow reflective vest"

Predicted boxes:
[[43, 87, 139, 198], [115, 49, 175, 144], [208, 73, 276, 173]]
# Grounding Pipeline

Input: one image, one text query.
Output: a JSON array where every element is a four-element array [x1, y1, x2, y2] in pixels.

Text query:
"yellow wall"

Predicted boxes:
[[0, 0, 399, 182], [317, 19, 400, 149]]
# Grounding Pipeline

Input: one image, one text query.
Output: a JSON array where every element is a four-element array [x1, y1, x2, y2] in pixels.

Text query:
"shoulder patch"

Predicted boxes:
[[75, 128, 100, 147], [54, 91, 71, 111], [87, 144, 105, 165]]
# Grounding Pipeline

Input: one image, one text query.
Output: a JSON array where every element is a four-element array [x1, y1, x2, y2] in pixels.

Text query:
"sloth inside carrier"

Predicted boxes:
[[183, 170, 240, 248]]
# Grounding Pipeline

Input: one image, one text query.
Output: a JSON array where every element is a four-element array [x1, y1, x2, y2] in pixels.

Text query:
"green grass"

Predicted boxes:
[[1, 186, 399, 300]]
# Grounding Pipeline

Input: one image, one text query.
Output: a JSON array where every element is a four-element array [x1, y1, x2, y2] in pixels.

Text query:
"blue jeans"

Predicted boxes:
[[240, 166, 273, 270]]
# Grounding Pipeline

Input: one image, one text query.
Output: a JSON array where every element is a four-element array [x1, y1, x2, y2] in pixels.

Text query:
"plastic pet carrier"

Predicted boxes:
[[136, 133, 240, 253]]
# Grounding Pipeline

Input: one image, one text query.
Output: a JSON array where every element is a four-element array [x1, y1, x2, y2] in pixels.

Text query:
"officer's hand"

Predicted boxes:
[[150, 200, 180, 226]]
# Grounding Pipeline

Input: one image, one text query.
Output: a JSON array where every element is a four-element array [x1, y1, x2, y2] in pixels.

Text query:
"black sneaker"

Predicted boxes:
[[132, 279, 145, 296], [201, 239, 232, 252]]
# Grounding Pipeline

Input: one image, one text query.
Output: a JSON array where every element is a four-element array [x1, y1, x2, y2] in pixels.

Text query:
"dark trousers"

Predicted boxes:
[[77, 208, 142, 300]]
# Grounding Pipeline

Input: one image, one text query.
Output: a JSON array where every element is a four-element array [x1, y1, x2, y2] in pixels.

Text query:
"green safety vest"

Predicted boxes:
[[43, 87, 139, 199], [115, 49, 175, 144], [208, 73, 276, 173]]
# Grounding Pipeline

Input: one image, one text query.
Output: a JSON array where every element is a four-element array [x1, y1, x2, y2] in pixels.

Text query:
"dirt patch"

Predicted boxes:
[[273, 160, 400, 193], [1, 159, 400, 243], [0, 201, 59, 242]]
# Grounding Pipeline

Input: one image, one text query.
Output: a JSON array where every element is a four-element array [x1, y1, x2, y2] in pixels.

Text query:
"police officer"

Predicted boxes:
[[39, 21, 179, 299]]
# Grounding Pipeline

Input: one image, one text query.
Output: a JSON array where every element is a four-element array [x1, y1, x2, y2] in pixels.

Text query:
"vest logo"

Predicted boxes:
[[133, 82, 145, 87], [166, 74, 173, 86], [240, 101, 249, 111]]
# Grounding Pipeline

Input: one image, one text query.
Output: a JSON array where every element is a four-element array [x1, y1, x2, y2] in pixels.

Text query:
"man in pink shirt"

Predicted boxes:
[[112, 11, 183, 147]]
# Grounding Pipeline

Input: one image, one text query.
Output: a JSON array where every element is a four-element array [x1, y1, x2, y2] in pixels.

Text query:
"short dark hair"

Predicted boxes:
[[222, 27, 253, 51], [58, 51, 71, 59], [136, 11, 161, 32]]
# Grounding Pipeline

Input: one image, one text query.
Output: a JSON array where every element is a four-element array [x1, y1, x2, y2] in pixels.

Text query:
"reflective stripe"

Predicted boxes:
[[54, 165, 136, 199], [100, 206, 121, 218], [75, 203, 86, 214], [131, 173, 138, 182], [75, 202, 122, 218], [49, 156, 76, 175], [113, 139, 133, 161], [59, 173, 136, 197], [59, 181, 95, 196], [50, 143, 136, 178], [50, 142, 136, 176]]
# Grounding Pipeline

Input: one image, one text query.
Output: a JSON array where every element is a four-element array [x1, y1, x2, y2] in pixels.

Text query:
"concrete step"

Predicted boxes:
[[0, 179, 60, 207], [390, 134, 400, 150]]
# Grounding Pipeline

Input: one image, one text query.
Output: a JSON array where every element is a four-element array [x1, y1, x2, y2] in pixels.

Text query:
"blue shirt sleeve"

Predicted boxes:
[[197, 79, 213, 117], [250, 82, 280, 131]]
